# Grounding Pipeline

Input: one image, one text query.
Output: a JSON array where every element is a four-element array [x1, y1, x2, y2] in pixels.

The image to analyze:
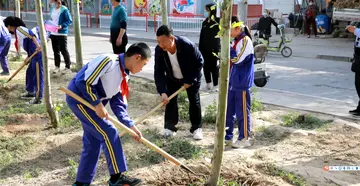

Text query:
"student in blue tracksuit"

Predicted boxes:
[[225, 16, 254, 148], [67, 42, 151, 186], [4, 16, 44, 104], [0, 19, 11, 75]]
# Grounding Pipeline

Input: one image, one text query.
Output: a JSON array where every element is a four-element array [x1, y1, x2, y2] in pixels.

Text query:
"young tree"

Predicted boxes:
[[73, 0, 83, 71], [15, 0, 22, 59], [35, 0, 59, 128], [206, 0, 232, 185], [160, 0, 168, 25]]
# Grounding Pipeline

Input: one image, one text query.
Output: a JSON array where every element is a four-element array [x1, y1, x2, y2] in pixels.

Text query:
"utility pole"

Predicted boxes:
[[160, 0, 168, 25], [238, 0, 248, 23]]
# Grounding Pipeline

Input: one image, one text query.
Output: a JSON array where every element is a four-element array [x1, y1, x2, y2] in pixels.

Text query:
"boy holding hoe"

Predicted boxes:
[[66, 42, 151, 186]]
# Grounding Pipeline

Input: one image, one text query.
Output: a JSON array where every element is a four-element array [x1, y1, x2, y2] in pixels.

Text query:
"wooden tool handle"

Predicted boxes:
[[134, 86, 185, 124], [118, 86, 185, 137], [7, 51, 39, 83], [59, 87, 184, 166]]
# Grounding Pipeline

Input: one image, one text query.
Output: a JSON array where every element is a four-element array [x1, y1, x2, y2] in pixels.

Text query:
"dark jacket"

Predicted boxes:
[[199, 17, 220, 57], [154, 36, 204, 94], [257, 16, 278, 35]]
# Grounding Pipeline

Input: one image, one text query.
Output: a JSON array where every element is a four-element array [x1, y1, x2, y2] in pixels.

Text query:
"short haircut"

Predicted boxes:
[[156, 25, 173, 37], [231, 16, 239, 24], [125, 42, 152, 60], [3, 16, 26, 28], [114, 0, 120, 2]]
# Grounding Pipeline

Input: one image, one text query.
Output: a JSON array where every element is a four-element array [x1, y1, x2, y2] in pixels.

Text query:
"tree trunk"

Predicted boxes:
[[160, 0, 168, 25], [35, 0, 59, 128], [15, 0, 22, 59], [73, 0, 83, 71], [206, 0, 232, 185]]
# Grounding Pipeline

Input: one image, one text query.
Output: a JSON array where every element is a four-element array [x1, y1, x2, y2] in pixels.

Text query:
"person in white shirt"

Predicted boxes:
[[154, 25, 204, 140], [49, 0, 72, 75]]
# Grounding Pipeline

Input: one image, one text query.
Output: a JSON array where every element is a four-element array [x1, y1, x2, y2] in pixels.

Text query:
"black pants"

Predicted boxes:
[[110, 30, 128, 54], [203, 54, 219, 86], [165, 78, 202, 133], [355, 73, 360, 110], [50, 35, 71, 69]]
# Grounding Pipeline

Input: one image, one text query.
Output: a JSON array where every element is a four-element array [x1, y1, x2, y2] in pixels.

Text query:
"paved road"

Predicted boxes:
[[8, 34, 360, 119]]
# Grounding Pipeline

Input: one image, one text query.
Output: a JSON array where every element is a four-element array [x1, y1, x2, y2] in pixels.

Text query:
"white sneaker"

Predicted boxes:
[[232, 138, 252, 148], [206, 83, 212, 91], [193, 128, 203, 140], [225, 139, 233, 146], [52, 67, 60, 74], [61, 68, 72, 75], [164, 129, 176, 138], [212, 85, 218, 92]]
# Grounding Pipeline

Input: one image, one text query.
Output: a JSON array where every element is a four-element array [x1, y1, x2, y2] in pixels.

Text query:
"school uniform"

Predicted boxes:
[[0, 20, 11, 74], [66, 54, 132, 184], [225, 32, 254, 141], [16, 26, 44, 100]]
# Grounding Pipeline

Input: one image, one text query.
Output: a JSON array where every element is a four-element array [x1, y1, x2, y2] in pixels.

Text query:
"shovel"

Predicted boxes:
[[59, 86, 196, 175]]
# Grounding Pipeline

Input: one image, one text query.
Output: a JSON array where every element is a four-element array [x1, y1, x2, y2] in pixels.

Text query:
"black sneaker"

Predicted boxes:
[[21, 92, 35, 99], [0, 71, 10, 76], [109, 175, 142, 186], [349, 109, 360, 114], [28, 98, 42, 104], [72, 183, 89, 186]]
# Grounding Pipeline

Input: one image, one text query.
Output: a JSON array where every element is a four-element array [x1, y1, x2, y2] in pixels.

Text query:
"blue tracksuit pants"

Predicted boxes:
[[225, 89, 251, 141], [66, 94, 128, 184], [25, 57, 44, 99], [0, 36, 10, 73]]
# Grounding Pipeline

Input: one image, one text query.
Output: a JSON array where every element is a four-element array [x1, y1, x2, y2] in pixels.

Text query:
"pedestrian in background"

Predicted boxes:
[[49, 0, 72, 75], [199, 3, 220, 92], [305, 0, 319, 38], [110, 0, 128, 54], [346, 25, 360, 116]]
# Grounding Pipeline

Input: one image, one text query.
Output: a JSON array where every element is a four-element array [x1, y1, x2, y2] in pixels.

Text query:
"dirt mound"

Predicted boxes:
[[131, 159, 289, 186], [0, 84, 22, 101], [3, 113, 47, 134]]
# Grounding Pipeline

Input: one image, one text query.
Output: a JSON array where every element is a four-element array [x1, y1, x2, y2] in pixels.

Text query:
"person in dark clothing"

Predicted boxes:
[[305, 0, 319, 38], [155, 25, 204, 140], [257, 9, 278, 40], [347, 25, 360, 116], [199, 3, 220, 92], [110, 0, 128, 54]]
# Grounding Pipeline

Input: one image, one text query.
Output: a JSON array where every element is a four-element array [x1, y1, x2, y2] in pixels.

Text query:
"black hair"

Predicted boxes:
[[231, 16, 239, 23], [205, 3, 217, 17], [125, 42, 152, 60], [3, 16, 26, 28], [114, 0, 121, 2], [231, 16, 252, 40], [61, 0, 68, 6], [156, 25, 173, 37]]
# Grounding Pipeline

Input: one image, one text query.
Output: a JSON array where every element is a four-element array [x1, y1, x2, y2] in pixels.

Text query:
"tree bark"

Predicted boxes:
[[35, 0, 59, 128], [160, 0, 168, 25], [73, 0, 83, 71], [15, 0, 22, 58], [206, 0, 232, 185]]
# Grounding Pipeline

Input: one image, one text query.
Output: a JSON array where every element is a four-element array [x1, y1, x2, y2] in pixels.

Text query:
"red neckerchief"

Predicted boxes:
[[119, 57, 129, 100], [14, 28, 19, 53], [230, 33, 246, 68]]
